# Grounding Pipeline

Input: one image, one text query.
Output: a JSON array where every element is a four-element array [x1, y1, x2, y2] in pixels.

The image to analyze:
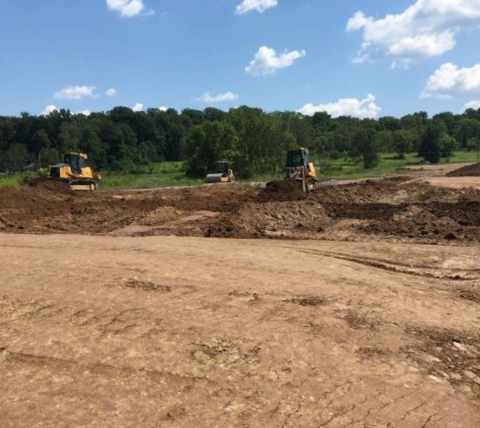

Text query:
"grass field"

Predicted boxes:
[[312, 151, 480, 180], [100, 162, 203, 189], [1, 152, 479, 189]]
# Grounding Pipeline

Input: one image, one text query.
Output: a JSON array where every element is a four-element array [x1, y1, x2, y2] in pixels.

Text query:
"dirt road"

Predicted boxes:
[[1, 164, 479, 427]]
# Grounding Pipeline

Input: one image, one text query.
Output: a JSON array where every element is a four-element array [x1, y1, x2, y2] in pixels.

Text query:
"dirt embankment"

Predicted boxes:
[[447, 162, 480, 177]]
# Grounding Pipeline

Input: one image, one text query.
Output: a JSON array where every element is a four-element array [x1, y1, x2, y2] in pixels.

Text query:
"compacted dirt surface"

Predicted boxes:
[[1, 163, 480, 427]]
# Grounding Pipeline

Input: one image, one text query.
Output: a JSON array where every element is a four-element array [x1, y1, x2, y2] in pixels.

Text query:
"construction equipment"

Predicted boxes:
[[48, 152, 101, 191], [283, 147, 318, 192], [205, 162, 234, 183]]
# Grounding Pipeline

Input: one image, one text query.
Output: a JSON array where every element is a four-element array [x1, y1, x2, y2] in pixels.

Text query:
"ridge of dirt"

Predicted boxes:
[[1, 175, 480, 244], [447, 162, 480, 177]]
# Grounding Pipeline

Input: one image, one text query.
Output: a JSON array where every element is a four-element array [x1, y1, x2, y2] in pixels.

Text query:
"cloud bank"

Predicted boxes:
[[297, 94, 381, 119], [54, 86, 97, 100], [421, 62, 480, 99], [347, 0, 480, 67], [463, 100, 480, 111], [197, 92, 238, 103], [41, 105, 59, 116]]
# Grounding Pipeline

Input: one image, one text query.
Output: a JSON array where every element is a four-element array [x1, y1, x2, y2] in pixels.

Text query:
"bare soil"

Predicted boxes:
[[1, 164, 480, 427]]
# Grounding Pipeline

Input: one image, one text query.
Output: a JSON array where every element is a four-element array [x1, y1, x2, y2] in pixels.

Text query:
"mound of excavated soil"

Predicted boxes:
[[1, 176, 480, 244], [266, 179, 303, 193], [447, 162, 480, 177]]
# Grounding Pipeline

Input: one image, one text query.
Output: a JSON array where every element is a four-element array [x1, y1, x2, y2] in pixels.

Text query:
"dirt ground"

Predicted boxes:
[[1, 163, 480, 427]]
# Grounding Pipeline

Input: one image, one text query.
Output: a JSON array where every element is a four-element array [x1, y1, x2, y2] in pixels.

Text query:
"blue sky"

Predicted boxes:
[[1, 0, 480, 119]]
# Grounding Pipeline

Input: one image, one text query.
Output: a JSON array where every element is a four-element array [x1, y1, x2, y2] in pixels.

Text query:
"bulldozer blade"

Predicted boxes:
[[70, 184, 96, 191]]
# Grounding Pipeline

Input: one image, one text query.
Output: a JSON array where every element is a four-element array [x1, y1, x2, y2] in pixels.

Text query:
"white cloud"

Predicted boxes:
[[297, 94, 381, 119], [421, 62, 480, 98], [132, 103, 143, 112], [41, 105, 59, 116], [346, 11, 373, 32], [54, 85, 96, 100], [463, 100, 480, 111], [77, 110, 91, 116], [106, 0, 154, 18], [245, 46, 305, 76], [236, 0, 278, 15], [347, 0, 480, 67], [157, 106, 169, 111], [105, 88, 116, 97], [197, 91, 238, 103]]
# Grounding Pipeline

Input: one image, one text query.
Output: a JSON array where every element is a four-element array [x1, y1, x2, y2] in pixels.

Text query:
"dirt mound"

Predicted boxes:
[[262, 180, 307, 202], [2, 176, 480, 244], [361, 202, 480, 243], [447, 163, 480, 177], [34, 179, 74, 194]]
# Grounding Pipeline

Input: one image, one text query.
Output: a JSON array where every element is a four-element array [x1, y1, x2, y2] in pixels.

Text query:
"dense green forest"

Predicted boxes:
[[1, 106, 480, 179]]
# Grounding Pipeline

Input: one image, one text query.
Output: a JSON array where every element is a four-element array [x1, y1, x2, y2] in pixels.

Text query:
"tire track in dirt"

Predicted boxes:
[[0, 344, 215, 384], [289, 248, 480, 281], [1, 296, 159, 343]]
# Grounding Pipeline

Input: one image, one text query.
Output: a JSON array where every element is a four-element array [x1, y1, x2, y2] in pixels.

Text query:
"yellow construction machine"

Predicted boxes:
[[282, 147, 318, 192], [205, 162, 235, 183], [48, 152, 101, 191]]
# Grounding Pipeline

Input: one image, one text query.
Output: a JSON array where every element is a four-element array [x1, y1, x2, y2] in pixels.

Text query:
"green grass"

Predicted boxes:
[[0, 175, 24, 187], [313, 151, 480, 180], [0, 169, 47, 187], [447, 151, 480, 163], [100, 173, 202, 189], [100, 162, 203, 189]]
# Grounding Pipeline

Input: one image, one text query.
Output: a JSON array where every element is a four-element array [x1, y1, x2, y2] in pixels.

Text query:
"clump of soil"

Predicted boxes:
[[285, 295, 325, 306], [123, 279, 172, 292], [266, 179, 303, 194]]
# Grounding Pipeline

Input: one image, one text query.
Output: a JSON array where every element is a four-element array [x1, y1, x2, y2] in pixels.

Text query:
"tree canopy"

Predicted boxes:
[[1, 106, 480, 176]]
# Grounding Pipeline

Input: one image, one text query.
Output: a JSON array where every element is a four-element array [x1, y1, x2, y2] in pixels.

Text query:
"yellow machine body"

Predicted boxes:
[[48, 152, 101, 191], [284, 147, 318, 192]]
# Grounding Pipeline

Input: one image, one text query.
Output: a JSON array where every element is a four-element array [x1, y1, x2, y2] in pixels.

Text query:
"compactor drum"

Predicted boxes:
[[205, 162, 235, 183]]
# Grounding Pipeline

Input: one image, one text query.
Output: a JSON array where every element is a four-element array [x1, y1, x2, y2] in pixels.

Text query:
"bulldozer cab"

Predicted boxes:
[[287, 148, 309, 169], [64, 152, 88, 174]]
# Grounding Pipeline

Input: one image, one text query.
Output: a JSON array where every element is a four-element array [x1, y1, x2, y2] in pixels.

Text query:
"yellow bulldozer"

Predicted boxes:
[[265, 147, 338, 192], [48, 152, 101, 191], [282, 147, 319, 192], [205, 162, 235, 183]]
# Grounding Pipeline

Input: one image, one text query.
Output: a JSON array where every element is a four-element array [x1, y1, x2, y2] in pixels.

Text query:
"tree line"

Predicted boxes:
[[1, 106, 480, 178]]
